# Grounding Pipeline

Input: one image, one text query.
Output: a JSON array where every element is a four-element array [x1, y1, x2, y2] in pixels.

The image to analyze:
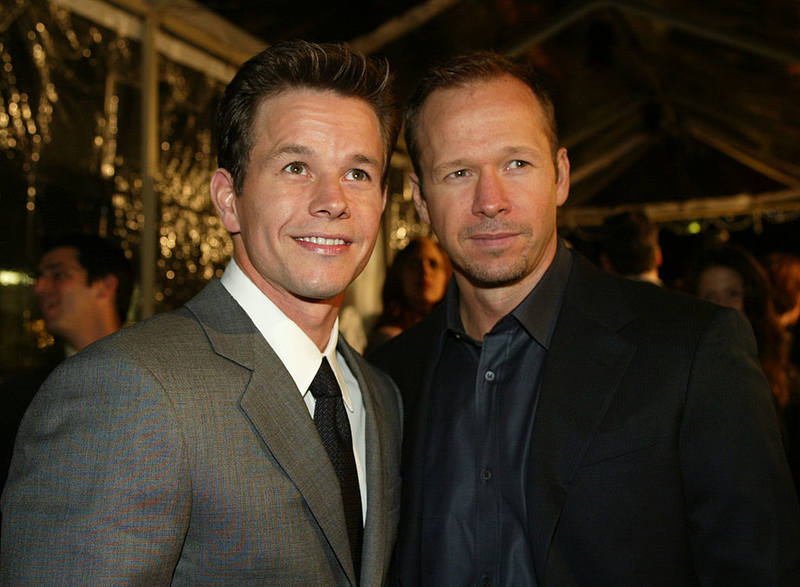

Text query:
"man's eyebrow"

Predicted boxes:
[[36, 262, 70, 277], [266, 144, 313, 162], [38, 262, 67, 271], [349, 153, 381, 169], [432, 158, 471, 176], [503, 145, 545, 160], [266, 145, 381, 169], [432, 146, 544, 175]]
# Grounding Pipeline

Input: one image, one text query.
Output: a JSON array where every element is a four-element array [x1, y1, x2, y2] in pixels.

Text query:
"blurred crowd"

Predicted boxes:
[[592, 210, 800, 494]]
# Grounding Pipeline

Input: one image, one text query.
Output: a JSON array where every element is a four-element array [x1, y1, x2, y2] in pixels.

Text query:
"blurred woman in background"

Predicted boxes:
[[367, 236, 450, 353], [685, 244, 798, 492]]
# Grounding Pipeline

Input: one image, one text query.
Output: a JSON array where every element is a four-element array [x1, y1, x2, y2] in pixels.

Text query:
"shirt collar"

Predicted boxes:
[[445, 238, 573, 348], [511, 238, 572, 348], [219, 260, 352, 410]]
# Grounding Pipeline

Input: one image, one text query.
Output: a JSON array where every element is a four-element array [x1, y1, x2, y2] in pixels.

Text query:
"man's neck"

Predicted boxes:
[[456, 274, 546, 341], [276, 297, 342, 352], [455, 241, 560, 341], [634, 268, 661, 282], [69, 314, 121, 351], [456, 287, 518, 341], [234, 253, 343, 351]]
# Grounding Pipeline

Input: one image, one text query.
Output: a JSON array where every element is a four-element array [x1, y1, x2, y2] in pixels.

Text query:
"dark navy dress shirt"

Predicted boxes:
[[421, 241, 573, 587]]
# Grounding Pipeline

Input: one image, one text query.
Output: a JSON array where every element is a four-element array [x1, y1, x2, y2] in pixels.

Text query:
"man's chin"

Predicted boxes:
[[456, 259, 529, 289], [293, 286, 348, 305]]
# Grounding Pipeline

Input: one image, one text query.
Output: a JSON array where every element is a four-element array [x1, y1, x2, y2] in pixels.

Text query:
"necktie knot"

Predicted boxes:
[[309, 357, 342, 400]]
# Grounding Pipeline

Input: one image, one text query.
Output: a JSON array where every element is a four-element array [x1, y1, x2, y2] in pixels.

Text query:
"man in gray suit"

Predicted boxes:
[[2, 40, 403, 586]]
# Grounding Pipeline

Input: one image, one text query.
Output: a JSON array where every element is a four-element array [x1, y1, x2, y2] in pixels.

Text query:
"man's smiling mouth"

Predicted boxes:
[[295, 236, 348, 246]]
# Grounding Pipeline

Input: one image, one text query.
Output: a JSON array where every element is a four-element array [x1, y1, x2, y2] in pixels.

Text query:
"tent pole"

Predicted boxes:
[[140, 7, 159, 319]]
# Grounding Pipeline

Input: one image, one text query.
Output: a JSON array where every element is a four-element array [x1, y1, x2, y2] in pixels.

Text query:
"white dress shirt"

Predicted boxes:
[[220, 260, 367, 518]]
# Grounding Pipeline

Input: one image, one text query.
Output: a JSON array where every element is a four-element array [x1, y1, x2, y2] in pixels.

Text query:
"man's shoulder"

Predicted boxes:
[[568, 250, 725, 324], [367, 304, 446, 380], [62, 281, 248, 377], [88, 304, 202, 354]]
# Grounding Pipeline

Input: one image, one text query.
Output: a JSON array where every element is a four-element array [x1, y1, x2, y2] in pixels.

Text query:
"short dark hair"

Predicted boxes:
[[215, 40, 401, 194], [43, 235, 134, 323], [404, 51, 558, 181], [601, 210, 660, 275]]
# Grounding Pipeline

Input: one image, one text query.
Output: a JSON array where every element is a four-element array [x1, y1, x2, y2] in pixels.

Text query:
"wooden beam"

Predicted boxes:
[[55, 0, 264, 79], [561, 96, 648, 149], [609, 0, 800, 64], [558, 188, 800, 227], [350, 0, 464, 54], [508, 0, 800, 64], [140, 8, 159, 319], [507, 1, 607, 56], [683, 121, 800, 188], [570, 132, 653, 185]]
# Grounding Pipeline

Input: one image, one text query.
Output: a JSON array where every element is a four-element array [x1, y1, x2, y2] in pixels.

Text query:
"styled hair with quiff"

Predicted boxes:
[[215, 40, 402, 194]]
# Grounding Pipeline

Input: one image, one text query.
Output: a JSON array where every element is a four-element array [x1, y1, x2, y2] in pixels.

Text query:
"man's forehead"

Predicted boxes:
[[39, 247, 82, 270]]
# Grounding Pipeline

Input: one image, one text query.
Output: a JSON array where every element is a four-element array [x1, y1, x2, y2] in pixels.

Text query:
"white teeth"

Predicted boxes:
[[296, 236, 346, 246]]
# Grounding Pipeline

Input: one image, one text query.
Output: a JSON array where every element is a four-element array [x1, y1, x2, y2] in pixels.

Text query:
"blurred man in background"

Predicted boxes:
[[599, 209, 663, 285], [1, 234, 133, 493]]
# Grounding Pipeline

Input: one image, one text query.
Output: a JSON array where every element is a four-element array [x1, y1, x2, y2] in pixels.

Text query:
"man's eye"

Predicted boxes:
[[346, 169, 370, 181], [284, 162, 307, 175], [447, 169, 469, 179], [508, 160, 528, 169]]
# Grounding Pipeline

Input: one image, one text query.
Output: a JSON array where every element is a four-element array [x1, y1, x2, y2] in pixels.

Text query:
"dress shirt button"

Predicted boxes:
[[481, 469, 492, 481], [484, 370, 495, 381], [482, 576, 492, 586]]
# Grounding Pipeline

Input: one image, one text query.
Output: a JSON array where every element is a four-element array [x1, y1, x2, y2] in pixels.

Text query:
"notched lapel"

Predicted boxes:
[[189, 282, 356, 583], [528, 290, 636, 579], [240, 341, 357, 584], [341, 342, 391, 585]]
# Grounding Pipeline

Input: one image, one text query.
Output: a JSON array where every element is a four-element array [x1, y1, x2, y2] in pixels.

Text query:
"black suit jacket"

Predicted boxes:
[[370, 249, 800, 586]]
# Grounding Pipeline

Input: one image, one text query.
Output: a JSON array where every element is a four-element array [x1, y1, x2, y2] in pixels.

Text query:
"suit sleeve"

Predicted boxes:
[[680, 308, 800, 586], [1, 347, 192, 586]]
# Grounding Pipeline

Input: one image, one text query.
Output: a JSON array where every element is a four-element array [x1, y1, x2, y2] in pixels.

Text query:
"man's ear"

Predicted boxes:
[[409, 172, 431, 225], [211, 168, 241, 234], [555, 147, 570, 207], [93, 274, 119, 300], [598, 253, 617, 275]]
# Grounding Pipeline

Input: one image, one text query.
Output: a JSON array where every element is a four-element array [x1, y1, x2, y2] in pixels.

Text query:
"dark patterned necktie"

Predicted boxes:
[[309, 357, 363, 583]]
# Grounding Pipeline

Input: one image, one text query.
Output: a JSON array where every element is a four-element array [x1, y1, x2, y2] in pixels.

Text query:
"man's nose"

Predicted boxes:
[[32, 276, 48, 297], [310, 176, 350, 219], [472, 171, 510, 218]]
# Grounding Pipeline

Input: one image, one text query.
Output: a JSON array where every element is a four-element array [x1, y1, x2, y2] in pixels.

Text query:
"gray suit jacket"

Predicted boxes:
[[1, 280, 403, 586]]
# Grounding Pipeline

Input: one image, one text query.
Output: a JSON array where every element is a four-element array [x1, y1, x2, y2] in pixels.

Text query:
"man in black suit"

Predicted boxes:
[[369, 51, 800, 586]]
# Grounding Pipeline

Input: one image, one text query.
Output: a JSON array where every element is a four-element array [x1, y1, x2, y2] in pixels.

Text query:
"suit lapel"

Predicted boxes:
[[528, 255, 637, 580], [340, 341, 389, 586], [241, 344, 356, 584], [187, 281, 356, 585], [392, 306, 447, 584]]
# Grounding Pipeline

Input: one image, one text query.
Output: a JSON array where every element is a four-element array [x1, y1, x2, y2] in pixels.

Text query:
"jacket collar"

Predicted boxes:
[[186, 280, 375, 585]]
